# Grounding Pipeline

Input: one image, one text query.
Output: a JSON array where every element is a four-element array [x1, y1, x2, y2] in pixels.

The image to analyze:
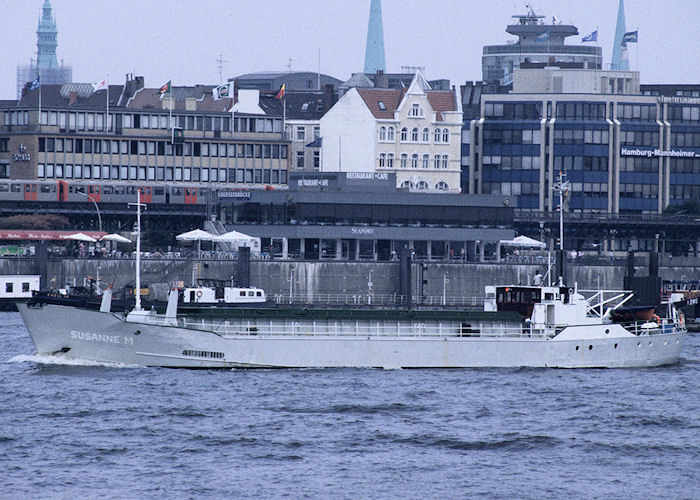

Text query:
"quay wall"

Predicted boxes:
[[1, 257, 697, 300]]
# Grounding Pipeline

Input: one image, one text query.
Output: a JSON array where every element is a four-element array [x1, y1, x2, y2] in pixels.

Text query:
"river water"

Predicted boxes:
[[1, 311, 697, 499]]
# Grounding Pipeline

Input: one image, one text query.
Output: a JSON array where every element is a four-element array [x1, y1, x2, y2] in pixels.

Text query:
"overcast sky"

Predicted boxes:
[[1, 0, 698, 98]]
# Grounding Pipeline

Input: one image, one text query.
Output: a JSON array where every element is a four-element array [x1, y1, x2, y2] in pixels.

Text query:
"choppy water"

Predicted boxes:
[[1, 311, 698, 499]]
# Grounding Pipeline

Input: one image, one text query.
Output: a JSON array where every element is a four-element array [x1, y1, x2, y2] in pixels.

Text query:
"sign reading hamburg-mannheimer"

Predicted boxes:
[[621, 147, 698, 158]]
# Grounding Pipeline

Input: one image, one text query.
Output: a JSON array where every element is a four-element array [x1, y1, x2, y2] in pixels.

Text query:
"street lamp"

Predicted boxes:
[[76, 190, 102, 233]]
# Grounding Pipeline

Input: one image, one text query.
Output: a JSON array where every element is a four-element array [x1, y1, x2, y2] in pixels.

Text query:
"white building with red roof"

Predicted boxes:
[[320, 72, 462, 192]]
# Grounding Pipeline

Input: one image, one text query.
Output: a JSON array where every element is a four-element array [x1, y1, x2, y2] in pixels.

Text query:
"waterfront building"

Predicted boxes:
[[217, 172, 514, 261], [0, 75, 290, 189], [482, 7, 601, 85], [16, 0, 72, 99], [464, 66, 700, 252], [321, 72, 463, 192]]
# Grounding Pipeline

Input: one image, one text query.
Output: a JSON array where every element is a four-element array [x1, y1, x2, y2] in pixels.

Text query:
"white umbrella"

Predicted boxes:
[[65, 232, 97, 243], [500, 235, 546, 248], [175, 229, 217, 241], [214, 230, 260, 249], [100, 233, 132, 244]]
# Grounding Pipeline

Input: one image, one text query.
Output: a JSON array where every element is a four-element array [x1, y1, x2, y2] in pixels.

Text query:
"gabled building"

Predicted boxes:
[[320, 72, 463, 192]]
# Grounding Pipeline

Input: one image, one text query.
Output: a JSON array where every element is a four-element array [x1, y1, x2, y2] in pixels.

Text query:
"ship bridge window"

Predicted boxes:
[[256, 291, 262, 296], [240, 291, 245, 296], [22, 282, 29, 292], [5, 283, 12, 293], [248, 291, 255, 296]]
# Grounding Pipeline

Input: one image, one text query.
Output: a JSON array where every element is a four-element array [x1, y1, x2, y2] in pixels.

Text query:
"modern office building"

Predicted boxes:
[[464, 66, 700, 235], [482, 7, 601, 85], [16, 0, 72, 99]]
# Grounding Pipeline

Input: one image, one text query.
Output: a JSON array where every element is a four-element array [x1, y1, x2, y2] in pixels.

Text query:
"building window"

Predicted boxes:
[[442, 129, 449, 143], [409, 103, 423, 117], [411, 153, 419, 168], [400, 127, 408, 141], [434, 128, 441, 143], [436, 181, 449, 190], [378, 101, 386, 110], [422, 128, 430, 142], [387, 126, 395, 141], [379, 126, 386, 141], [400, 180, 414, 189], [400, 153, 408, 168], [313, 151, 320, 169], [442, 155, 449, 169], [411, 128, 419, 141], [295, 127, 306, 142], [378, 153, 386, 168], [387, 153, 394, 169], [434, 155, 440, 169], [422, 154, 429, 169], [313, 126, 320, 139], [416, 180, 428, 190], [296, 151, 305, 169]]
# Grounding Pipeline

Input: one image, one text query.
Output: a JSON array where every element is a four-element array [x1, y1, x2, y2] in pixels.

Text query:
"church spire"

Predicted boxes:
[[363, 0, 386, 74], [611, 0, 629, 70], [36, 0, 58, 68]]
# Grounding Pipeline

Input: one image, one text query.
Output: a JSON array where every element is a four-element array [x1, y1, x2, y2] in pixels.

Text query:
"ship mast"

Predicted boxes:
[[128, 189, 147, 311], [552, 172, 570, 284]]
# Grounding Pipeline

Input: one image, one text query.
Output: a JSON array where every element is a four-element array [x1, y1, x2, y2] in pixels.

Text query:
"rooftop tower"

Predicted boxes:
[[610, 0, 629, 70], [482, 6, 602, 84], [363, 0, 386, 74]]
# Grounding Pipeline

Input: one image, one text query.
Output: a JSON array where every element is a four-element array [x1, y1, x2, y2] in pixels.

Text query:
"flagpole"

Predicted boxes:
[[169, 82, 173, 129], [106, 74, 110, 132]]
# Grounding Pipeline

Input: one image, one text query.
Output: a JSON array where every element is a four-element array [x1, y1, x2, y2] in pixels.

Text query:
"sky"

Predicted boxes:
[[1, 0, 698, 98]]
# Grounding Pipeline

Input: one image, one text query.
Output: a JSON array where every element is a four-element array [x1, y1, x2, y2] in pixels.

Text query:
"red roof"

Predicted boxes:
[[356, 88, 456, 121]]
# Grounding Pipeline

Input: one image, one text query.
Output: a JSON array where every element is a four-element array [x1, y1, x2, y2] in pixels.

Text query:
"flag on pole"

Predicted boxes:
[[582, 29, 598, 43], [275, 84, 286, 100], [159, 80, 171, 94], [213, 82, 232, 100], [621, 30, 638, 46], [534, 31, 549, 42], [29, 75, 40, 90], [91, 79, 107, 92]]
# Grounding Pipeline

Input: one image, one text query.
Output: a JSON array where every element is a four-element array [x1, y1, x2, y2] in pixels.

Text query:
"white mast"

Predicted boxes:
[[128, 189, 147, 311]]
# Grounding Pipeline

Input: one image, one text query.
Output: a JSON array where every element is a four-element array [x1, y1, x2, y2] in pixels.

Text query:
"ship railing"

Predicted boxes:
[[163, 317, 551, 339], [271, 293, 483, 309], [623, 319, 679, 336]]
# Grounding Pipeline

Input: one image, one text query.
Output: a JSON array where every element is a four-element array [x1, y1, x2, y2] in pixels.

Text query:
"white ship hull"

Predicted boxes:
[[17, 303, 686, 369]]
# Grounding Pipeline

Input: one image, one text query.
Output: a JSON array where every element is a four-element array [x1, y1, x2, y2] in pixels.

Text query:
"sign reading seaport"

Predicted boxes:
[[621, 147, 698, 158]]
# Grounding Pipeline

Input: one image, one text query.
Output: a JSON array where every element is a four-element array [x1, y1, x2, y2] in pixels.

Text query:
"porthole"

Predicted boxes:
[[614, 343, 618, 349], [134, 330, 141, 336], [575, 345, 580, 351], [649, 341, 653, 347], [637, 342, 641, 347], [664, 340, 667, 345], [588, 345, 593, 351], [676, 339, 680, 344], [605, 329, 610, 334]]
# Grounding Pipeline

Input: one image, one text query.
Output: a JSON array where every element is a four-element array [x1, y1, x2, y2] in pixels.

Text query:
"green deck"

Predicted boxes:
[[180, 306, 523, 323]]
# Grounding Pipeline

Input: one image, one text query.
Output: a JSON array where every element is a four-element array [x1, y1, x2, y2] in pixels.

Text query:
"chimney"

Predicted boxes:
[[323, 84, 336, 112], [69, 91, 78, 105]]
